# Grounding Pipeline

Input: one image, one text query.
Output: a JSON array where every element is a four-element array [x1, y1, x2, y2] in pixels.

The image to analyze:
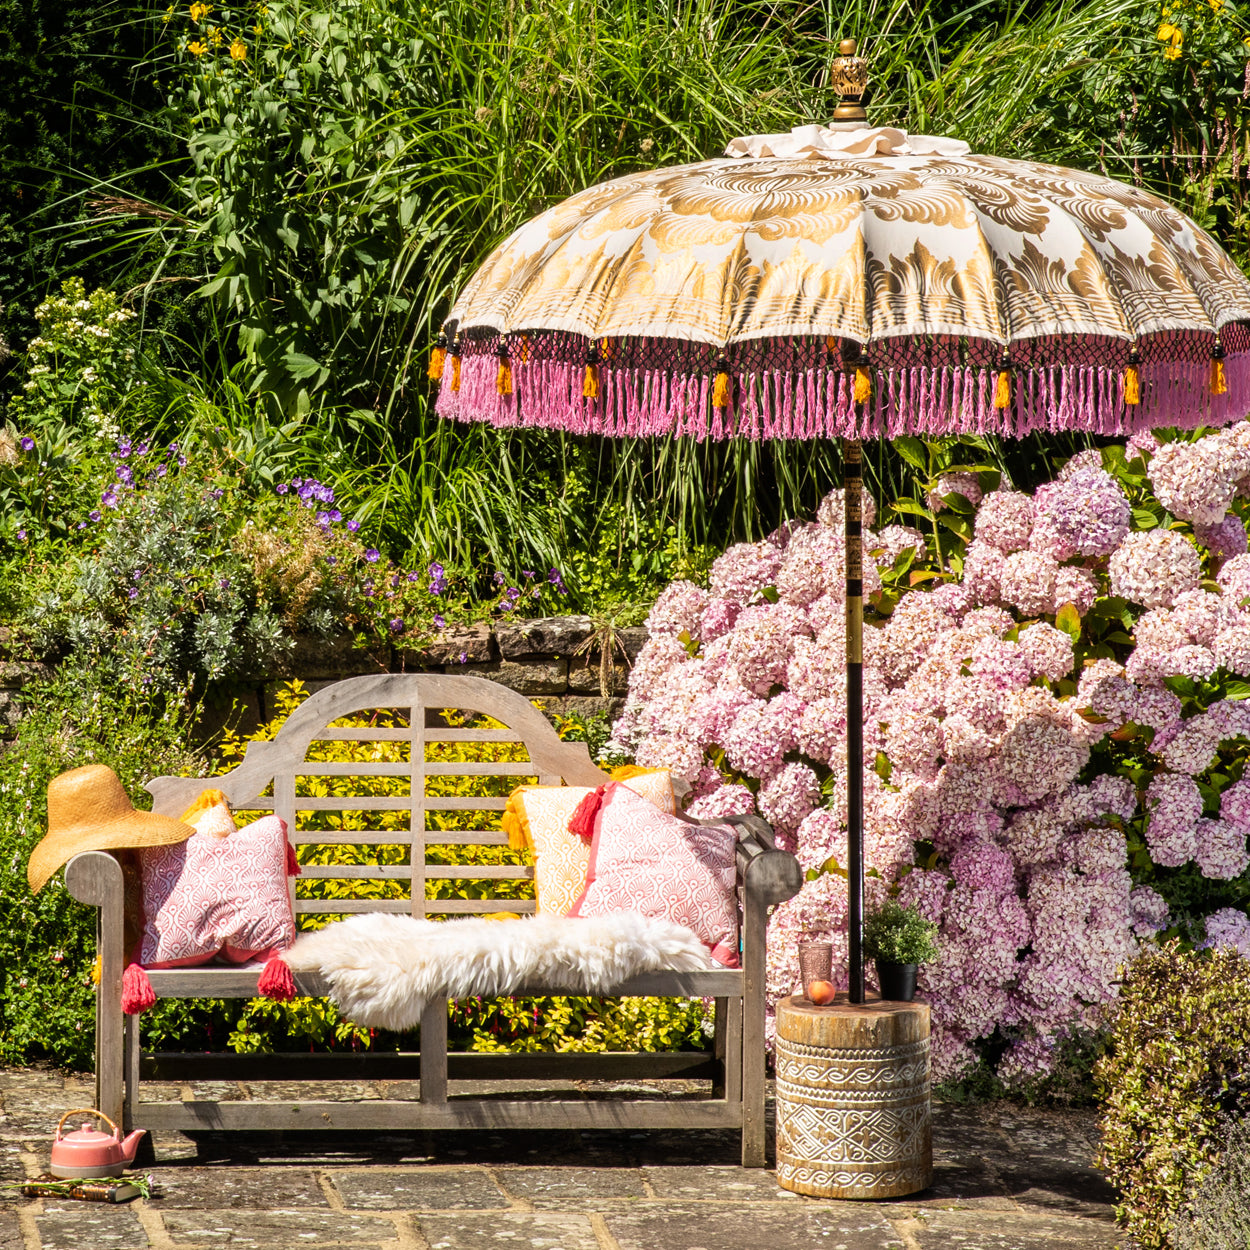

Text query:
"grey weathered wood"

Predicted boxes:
[[133, 1098, 744, 1132], [65, 852, 125, 1131], [419, 999, 448, 1104], [141, 1050, 718, 1082], [69, 674, 804, 1165], [124, 1013, 141, 1132]]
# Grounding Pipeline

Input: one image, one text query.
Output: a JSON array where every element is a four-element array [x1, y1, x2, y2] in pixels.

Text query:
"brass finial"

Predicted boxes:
[[830, 37, 869, 124]]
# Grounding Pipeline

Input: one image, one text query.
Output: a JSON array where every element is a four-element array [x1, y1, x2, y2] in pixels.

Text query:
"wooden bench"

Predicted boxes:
[[66, 674, 801, 1166]]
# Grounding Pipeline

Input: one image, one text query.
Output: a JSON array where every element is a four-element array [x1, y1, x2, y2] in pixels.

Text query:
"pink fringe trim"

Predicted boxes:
[[438, 352, 1250, 439]]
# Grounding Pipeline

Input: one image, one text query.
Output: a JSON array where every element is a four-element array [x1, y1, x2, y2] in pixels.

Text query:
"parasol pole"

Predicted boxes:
[[843, 436, 865, 1004]]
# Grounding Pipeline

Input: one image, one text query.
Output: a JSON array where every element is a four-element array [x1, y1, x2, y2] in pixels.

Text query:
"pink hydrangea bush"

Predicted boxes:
[[612, 427, 1250, 1088]]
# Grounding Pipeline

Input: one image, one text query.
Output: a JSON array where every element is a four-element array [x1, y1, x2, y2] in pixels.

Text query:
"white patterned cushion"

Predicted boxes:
[[569, 784, 740, 967], [138, 816, 296, 967]]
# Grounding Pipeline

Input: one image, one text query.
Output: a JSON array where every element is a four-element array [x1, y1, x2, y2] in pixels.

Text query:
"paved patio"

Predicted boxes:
[[0, 1065, 1124, 1249]]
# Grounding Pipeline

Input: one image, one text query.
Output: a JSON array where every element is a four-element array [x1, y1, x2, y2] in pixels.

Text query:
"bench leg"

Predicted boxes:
[[124, 1013, 141, 1132], [419, 998, 448, 1104], [741, 886, 768, 1168]]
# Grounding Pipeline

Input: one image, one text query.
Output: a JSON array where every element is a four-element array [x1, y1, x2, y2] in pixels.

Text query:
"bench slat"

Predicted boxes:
[[298, 865, 534, 881], [295, 899, 412, 914], [295, 763, 411, 777], [423, 764, 538, 777], [425, 730, 525, 743], [318, 727, 412, 741], [425, 898, 537, 914], [425, 797, 508, 812]]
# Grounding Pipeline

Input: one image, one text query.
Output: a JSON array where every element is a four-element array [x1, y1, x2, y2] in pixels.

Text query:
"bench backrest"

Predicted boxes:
[[147, 674, 611, 920]]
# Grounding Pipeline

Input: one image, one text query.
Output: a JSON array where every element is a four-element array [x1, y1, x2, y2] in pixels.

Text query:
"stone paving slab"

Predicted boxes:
[[603, 1202, 908, 1250], [159, 1208, 396, 1246], [418, 1211, 600, 1250], [491, 1166, 648, 1207], [332, 1168, 509, 1210], [0, 1063, 1128, 1249], [909, 1208, 1124, 1248]]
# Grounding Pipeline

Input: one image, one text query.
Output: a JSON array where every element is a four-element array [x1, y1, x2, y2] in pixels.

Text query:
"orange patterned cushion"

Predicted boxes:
[[506, 770, 675, 916]]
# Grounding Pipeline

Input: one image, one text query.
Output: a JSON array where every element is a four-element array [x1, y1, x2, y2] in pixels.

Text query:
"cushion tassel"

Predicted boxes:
[[286, 841, 301, 876], [712, 370, 730, 409], [450, 354, 462, 393], [583, 363, 600, 399], [853, 365, 872, 404], [496, 359, 513, 396], [121, 963, 157, 1015], [427, 344, 446, 381], [567, 785, 607, 842], [258, 955, 297, 1001], [1212, 357, 1228, 396]]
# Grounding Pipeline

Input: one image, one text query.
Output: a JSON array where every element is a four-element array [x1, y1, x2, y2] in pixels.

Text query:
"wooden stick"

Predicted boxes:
[[843, 437, 865, 1005]]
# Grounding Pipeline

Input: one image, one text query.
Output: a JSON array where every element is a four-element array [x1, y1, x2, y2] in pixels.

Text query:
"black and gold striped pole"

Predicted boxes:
[[843, 435, 866, 1004]]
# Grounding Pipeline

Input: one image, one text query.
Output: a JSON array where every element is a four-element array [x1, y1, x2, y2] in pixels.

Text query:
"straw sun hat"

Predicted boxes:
[[27, 765, 195, 894]]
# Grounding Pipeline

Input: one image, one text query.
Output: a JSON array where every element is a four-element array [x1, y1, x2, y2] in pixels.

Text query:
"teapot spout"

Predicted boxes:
[[119, 1130, 147, 1163]]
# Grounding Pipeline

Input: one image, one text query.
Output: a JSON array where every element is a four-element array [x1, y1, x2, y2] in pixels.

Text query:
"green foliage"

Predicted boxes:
[[1172, 1117, 1250, 1250], [863, 899, 940, 965], [1096, 943, 1250, 1249], [0, 668, 205, 1068]]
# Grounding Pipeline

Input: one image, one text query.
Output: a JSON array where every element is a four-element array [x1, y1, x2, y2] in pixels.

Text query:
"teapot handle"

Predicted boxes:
[[55, 1108, 119, 1141]]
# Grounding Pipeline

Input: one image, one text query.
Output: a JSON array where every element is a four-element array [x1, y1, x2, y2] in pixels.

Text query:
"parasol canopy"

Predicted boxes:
[[434, 129, 1250, 440], [430, 46, 1250, 1004]]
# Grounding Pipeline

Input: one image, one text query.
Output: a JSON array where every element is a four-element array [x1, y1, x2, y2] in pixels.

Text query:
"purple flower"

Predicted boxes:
[[493, 572, 506, 586], [316, 511, 330, 525], [433, 613, 446, 629], [16, 529, 26, 541], [219, 578, 231, 590], [136, 441, 149, 457], [208, 488, 223, 500], [365, 548, 380, 563], [326, 555, 337, 565], [117, 465, 134, 487], [76, 521, 87, 530], [155, 463, 168, 478], [549, 568, 567, 593], [389, 618, 405, 634], [292, 478, 303, 488], [347, 519, 360, 532], [101, 487, 118, 508], [407, 571, 419, 583], [363, 579, 375, 597], [276, 483, 289, 496], [522, 569, 535, 579], [20, 437, 34, 452], [328, 509, 341, 522], [88, 510, 101, 522], [459, 651, 468, 663], [127, 587, 138, 600]]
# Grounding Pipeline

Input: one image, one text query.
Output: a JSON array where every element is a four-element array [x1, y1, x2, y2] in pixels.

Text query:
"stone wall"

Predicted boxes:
[[200, 616, 647, 738]]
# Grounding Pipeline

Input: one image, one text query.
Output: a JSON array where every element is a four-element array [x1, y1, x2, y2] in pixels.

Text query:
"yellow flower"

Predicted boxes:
[[252, 22, 263, 33], [1209, 0, 1224, 10], [229, 37, 247, 60], [1157, 20, 1180, 38], [187, 39, 207, 55], [189, 2, 211, 21], [208, 25, 223, 45], [162, 4, 175, 22]]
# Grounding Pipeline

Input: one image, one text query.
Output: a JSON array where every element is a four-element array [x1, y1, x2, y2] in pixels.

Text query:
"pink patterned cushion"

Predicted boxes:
[[569, 783, 740, 967], [138, 816, 296, 967]]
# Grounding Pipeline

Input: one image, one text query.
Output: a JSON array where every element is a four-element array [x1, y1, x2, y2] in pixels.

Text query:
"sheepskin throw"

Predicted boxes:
[[280, 910, 716, 1032]]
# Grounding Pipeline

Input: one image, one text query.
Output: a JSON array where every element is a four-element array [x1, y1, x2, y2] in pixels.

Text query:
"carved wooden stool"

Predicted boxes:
[[774, 994, 933, 1199]]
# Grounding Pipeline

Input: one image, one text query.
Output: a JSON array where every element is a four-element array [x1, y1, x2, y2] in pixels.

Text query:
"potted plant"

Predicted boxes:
[[863, 899, 939, 1002]]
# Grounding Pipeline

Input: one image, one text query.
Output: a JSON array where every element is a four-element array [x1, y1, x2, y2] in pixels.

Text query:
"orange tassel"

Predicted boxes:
[[1124, 364, 1140, 405], [1212, 358, 1228, 396], [853, 366, 872, 404], [427, 345, 446, 381], [583, 364, 600, 399], [451, 355, 462, 392], [496, 360, 513, 396], [994, 369, 1011, 410], [712, 371, 730, 408]]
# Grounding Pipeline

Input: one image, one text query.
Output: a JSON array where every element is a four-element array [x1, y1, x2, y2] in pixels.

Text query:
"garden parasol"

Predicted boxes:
[[429, 41, 1250, 1002]]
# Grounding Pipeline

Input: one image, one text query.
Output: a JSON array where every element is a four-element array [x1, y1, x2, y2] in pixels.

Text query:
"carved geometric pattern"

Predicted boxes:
[[775, 1032, 932, 1198]]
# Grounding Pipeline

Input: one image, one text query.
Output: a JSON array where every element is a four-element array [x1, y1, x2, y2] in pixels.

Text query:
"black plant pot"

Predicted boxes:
[[875, 960, 918, 1002]]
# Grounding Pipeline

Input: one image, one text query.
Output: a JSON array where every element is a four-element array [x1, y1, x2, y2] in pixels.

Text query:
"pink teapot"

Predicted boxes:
[[50, 1109, 146, 1179]]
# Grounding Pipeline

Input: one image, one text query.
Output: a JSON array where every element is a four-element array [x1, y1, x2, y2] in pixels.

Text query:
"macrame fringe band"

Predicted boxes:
[[436, 353, 1250, 439]]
